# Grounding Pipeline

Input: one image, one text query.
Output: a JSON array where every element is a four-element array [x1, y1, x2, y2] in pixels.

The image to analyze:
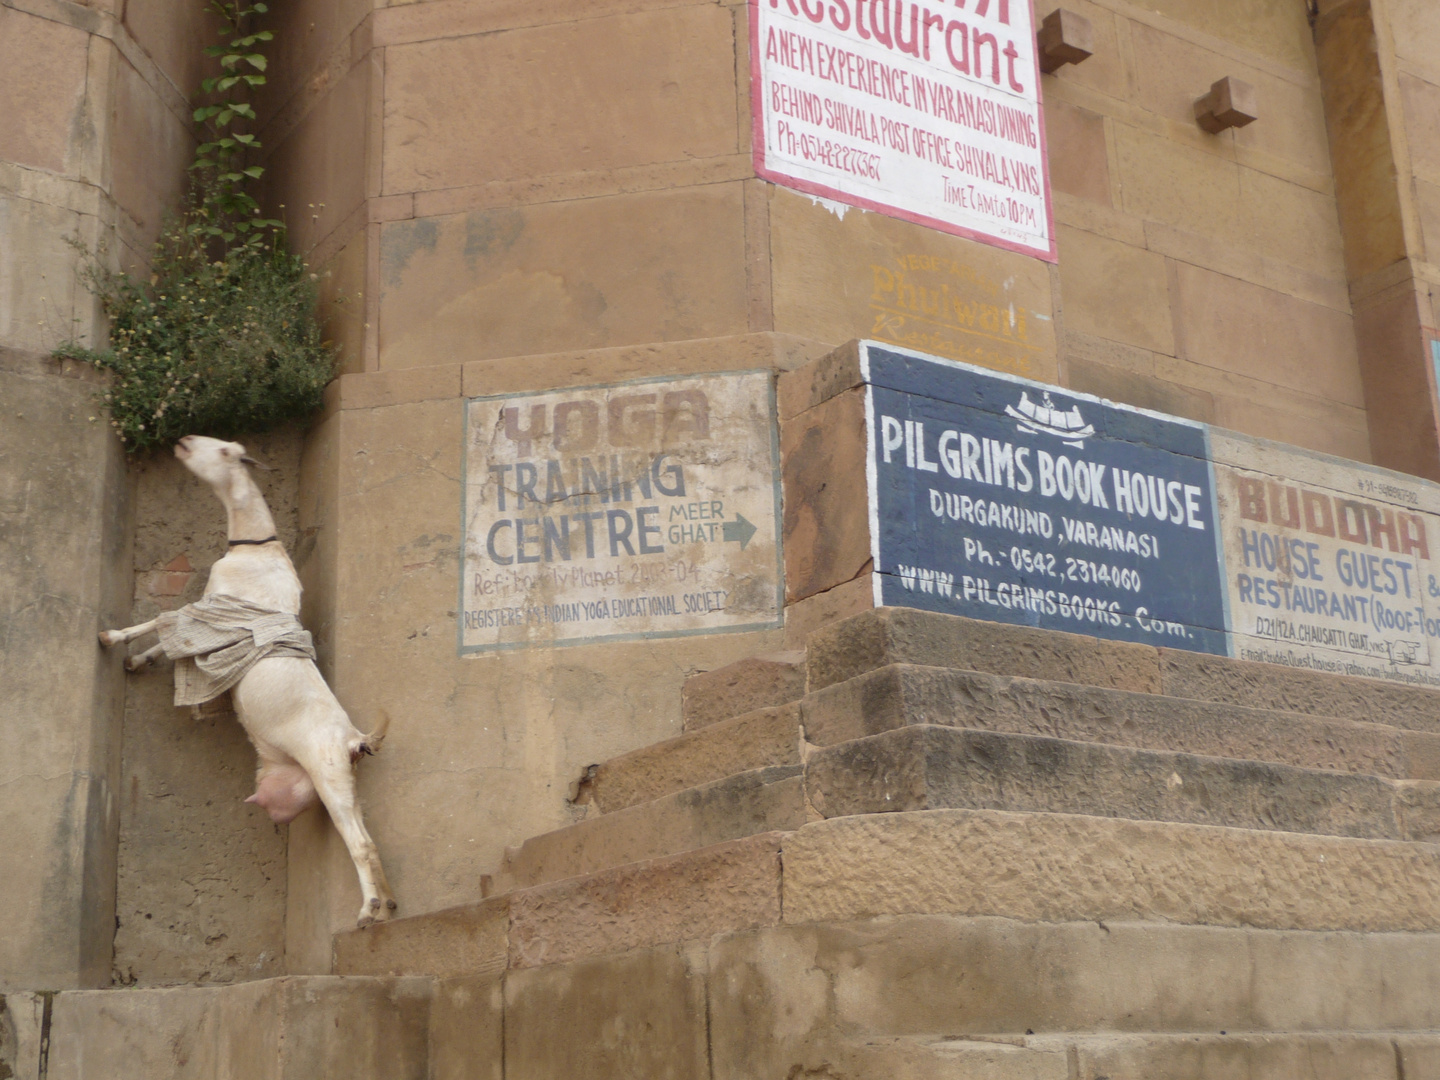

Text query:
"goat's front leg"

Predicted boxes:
[[124, 642, 166, 672], [99, 618, 158, 648]]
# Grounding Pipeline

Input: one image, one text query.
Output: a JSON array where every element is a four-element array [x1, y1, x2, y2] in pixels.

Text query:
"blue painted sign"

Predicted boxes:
[[863, 343, 1228, 653]]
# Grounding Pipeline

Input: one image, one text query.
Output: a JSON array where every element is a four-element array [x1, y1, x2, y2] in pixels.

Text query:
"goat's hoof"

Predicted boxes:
[[98, 630, 117, 648], [123, 655, 148, 673], [357, 914, 375, 929], [386, 899, 398, 911]]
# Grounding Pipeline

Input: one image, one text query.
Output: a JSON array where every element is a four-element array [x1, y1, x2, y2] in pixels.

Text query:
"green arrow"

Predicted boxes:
[[722, 514, 757, 550]]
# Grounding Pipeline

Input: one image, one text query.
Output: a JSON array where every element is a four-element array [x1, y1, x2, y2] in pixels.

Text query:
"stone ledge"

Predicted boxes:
[[498, 767, 806, 892], [508, 831, 784, 969], [801, 662, 1434, 779], [590, 700, 803, 813], [334, 897, 509, 980], [806, 724, 1419, 841], [805, 607, 1163, 695], [781, 808, 1440, 933], [805, 608, 1440, 730], [681, 650, 805, 731], [0, 346, 109, 384], [319, 333, 832, 415]]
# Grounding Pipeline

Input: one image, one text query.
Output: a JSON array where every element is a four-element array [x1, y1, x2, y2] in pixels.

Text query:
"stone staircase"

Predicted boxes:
[[25, 607, 1440, 1078], [332, 606, 1440, 1078]]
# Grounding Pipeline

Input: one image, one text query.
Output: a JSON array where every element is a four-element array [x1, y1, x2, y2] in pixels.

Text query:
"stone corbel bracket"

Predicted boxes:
[[1037, 9, 1095, 74], [1195, 76, 1258, 134]]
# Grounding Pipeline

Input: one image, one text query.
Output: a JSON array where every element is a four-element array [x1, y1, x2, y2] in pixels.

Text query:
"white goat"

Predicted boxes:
[[99, 435, 396, 927]]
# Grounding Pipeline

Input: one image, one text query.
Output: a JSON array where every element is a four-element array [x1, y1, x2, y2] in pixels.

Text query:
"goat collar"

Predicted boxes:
[[228, 536, 279, 546]]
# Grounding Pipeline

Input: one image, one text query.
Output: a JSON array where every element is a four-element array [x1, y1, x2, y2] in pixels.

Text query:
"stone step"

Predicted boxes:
[[721, 1028, 1440, 1080], [1050, 1031, 1440, 1080], [338, 803, 1440, 987], [517, 688, 1440, 898], [7, 976, 432, 1080], [784, 808, 1440, 934], [681, 649, 805, 730], [534, 717, 1439, 896], [804, 663, 1440, 780], [711, 916, 1440, 1045], [806, 725, 1440, 841], [497, 765, 809, 892], [585, 701, 803, 813], [335, 832, 785, 978], [806, 607, 1440, 733]]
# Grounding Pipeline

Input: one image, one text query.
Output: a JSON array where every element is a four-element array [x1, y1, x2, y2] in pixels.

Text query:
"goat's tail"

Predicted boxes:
[[358, 710, 391, 757]]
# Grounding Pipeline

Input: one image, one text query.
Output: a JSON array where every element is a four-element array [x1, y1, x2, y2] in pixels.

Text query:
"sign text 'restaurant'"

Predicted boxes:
[[752, 0, 1055, 259]]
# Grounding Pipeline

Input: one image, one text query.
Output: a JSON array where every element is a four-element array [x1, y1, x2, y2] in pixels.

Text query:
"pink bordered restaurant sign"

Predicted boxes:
[[751, 0, 1056, 262]]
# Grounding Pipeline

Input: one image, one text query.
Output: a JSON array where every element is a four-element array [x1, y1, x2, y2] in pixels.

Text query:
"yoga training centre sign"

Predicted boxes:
[[459, 371, 783, 652], [860, 341, 1440, 688], [751, 0, 1055, 260]]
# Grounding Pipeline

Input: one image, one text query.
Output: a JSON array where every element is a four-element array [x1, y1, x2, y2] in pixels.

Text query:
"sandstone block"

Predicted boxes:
[[1113, 124, 1242, 241], [1138, 0, 1313, 70], [1064, 356, 1216, 425], [776, 340, 863, 421], [1172, 262, 1363, 409], [768, 189, 1057, 384], [335, 363, 463, 412], [1038, 0, 1127, 98], [1395, 1035, 1440, 1079], [710, 916, 1440, 1041], [499, 766, 806, 890], [333, 898, 508, 978], [429, 974, 503, 1080], [782, 574, 876, 647], [41, 977, 432, 1080], [1158, 647, 1440, 732], [0, 8, 89, 174], [780, 808, 1440, 932], [1401, 73, 1440, 183], [1070, 1031, 1399, 1080], [505, 944, 708, 1080], [1044, 100, 1111, 205], [591, 702, 802, 813], [1236, 167, 1348, 284], [781, 386, 872, 604], [805, 725, 1403, 840], [377, 186, 747, 369], [804, 608, 1162, 694], [382, 6, 737, 193], [110, 53, 191, 240], [1056, 225, 1174, 353], [458, 332, 829, 401], [802, 663, 1411, 778], [508, 833, 783, 968], [682, 651, 806, 730]]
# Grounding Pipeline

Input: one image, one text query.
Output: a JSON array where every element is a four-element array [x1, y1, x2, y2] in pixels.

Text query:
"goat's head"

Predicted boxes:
[[174, 435, 268, 487]]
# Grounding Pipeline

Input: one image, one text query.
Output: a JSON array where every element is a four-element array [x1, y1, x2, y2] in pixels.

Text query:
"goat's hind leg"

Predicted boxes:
[[304, 755, 397, 927], [124, 642, 166, 672], [99, 618, 158, 648]]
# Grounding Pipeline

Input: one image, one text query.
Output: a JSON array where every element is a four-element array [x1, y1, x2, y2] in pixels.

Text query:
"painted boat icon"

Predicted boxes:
[[1005, 391, 1095, 449]]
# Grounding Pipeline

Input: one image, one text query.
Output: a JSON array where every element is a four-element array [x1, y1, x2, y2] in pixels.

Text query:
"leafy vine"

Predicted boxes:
[[55, 0, 336, 452]]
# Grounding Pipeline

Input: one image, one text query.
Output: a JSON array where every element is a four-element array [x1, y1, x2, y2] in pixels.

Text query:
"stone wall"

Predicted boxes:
[[110, 430, 301, 987], [246, 0, 1440, 965], [8, 0, 1440, 993], [1044, 0, 1363, 458], [0, 0, 206, 990]]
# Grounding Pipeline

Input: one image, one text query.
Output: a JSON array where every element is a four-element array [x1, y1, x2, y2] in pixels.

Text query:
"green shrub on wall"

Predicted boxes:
[[56, 0, 335, 452]]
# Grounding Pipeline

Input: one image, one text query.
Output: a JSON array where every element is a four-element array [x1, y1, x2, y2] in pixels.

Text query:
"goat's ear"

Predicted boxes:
[[240, 455, 274, 471]]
